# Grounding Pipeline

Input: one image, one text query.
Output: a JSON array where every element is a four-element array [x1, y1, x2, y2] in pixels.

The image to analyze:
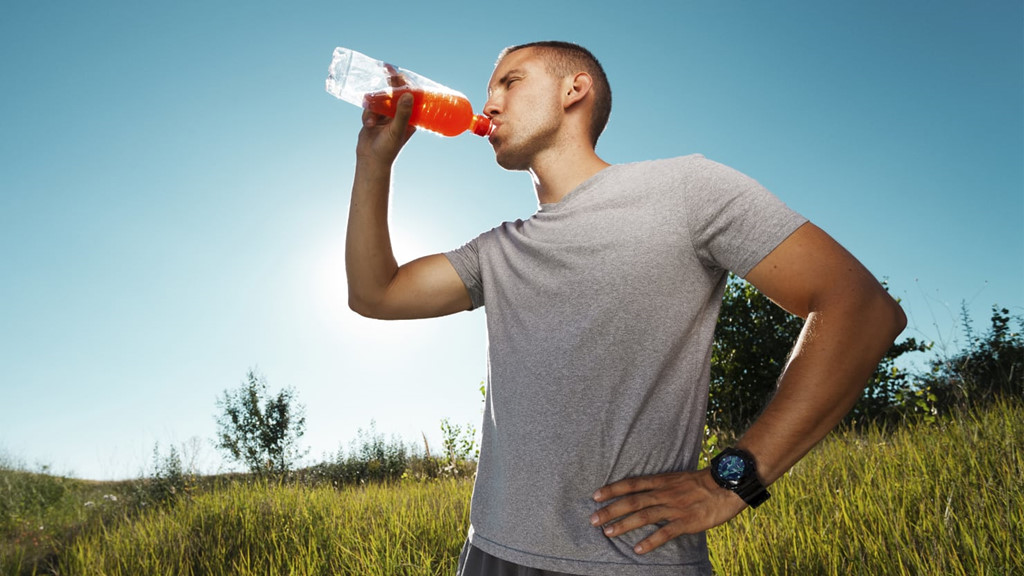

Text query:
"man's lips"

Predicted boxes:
[[487, 122, 501, 145]]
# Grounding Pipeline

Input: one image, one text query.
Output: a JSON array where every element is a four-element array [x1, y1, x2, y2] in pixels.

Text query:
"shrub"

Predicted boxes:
[[214, 370, 308, 476], [921, 306, 1023, 413], [304, 422, 409, 486], [129, 444, 198, 509]]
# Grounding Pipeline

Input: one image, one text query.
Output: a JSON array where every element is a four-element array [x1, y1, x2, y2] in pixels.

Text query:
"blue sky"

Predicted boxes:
[[1, 0, 1021, 480]]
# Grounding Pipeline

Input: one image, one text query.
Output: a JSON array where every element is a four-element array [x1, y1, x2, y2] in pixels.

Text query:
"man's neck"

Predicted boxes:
[[529, 143, 610, 205]]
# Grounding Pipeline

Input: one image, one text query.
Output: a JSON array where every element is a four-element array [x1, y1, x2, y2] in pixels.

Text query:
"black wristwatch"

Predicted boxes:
[[710, 447, 771, 508]]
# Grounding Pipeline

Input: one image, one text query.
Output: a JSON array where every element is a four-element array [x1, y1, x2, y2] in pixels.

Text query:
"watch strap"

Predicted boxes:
[[735, 477, 771, 507]]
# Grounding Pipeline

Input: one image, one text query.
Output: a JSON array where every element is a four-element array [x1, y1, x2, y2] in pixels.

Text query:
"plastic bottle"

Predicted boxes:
[[326, 47, 492, 138]]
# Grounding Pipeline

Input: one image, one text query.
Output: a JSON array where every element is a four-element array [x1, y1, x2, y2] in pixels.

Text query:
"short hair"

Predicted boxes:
[[499, 41, 612, 146]]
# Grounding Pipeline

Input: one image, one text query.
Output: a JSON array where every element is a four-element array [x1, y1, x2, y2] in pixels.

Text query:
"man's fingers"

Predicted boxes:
[[361, 107, 381, 128], [360, 92, 414, 132], [593, 473, 666, 502], [590, 490, 664, 527], [590, 473, 677, 527], [597, 505, 670, 537], [384, 63, 408, 88], [388, 92, 416, 141], [393, 92, 414, 125], [633, 521, 686, 555]]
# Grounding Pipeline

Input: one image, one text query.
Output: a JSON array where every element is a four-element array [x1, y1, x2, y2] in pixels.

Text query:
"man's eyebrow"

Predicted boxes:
[[488, 68, 526, 95]]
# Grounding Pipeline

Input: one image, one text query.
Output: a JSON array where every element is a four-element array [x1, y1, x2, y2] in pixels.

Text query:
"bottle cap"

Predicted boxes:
[[471, 115, 493, 137]]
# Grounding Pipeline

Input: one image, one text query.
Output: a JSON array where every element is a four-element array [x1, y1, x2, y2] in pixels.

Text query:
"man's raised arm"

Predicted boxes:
[[345, 92, 472, 320]]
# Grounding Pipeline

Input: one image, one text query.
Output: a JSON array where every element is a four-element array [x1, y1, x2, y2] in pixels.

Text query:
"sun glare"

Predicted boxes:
[[308, 227, 443, 343]]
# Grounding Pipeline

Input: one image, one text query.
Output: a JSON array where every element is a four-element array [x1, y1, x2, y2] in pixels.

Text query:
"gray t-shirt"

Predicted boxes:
[[445, 155, 807, 575]]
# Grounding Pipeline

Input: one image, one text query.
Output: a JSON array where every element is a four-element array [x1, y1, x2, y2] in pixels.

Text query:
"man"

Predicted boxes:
[[346, 41, 906, 576]]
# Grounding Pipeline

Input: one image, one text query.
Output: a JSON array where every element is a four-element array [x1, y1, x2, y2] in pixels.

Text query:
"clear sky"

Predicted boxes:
[[2, 0, 1021, 480]]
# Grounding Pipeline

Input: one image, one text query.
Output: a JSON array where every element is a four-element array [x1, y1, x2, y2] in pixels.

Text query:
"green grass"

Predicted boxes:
[[2, 400, 1021, 575], [708, 400, 1023, 575], [60, 480, 470, 576]]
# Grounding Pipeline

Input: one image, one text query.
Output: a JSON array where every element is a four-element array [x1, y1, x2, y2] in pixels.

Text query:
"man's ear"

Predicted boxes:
[[563, 72, 594, 109]]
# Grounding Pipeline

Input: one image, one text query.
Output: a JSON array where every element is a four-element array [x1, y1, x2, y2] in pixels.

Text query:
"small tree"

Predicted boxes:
[[709, 274, 924, 433], [214, 370, 308, 476], [439, 417, 478, 477]]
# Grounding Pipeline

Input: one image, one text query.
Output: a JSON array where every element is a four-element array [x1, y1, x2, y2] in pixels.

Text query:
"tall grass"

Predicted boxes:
[[3, 400, 1021, 575], [59, 480, 470, 576], [709, 399, 1023, 575]]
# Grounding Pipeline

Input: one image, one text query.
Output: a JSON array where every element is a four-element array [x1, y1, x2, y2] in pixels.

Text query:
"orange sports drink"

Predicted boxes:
[[363, 88, 493, 137]]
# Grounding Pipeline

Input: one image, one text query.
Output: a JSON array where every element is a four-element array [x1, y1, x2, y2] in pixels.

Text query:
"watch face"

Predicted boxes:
[[717, 454, 747, 482]]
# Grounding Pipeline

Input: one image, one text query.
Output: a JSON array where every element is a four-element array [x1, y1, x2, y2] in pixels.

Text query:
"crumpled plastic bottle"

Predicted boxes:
[[326, 47, 492, 137]]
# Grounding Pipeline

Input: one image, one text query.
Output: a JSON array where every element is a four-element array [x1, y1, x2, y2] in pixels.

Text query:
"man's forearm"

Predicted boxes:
[[736, 286, 906, 484], [345, 159, 399, 316]]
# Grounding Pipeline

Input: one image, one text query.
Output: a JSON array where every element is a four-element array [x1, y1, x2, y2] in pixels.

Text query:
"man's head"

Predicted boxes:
[[495, 41, 612, 147]]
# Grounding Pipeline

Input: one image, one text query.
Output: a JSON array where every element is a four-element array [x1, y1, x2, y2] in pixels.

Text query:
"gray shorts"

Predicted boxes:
[[456, 540, 583, 576]]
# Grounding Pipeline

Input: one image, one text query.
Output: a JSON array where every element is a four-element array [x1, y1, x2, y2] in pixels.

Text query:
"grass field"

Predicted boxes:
[[2, 399, 1021, 575]]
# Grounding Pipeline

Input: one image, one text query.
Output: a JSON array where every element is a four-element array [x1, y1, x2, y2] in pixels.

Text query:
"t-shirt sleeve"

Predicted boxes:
[[444, 236, 485, 310], [684, 156, 808, 278]]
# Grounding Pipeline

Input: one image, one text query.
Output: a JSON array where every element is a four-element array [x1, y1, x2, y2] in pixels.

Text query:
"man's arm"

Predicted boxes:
[[346, 92, 472, 320], [727, 222, 907, 482], [589, 222, 906, 554]]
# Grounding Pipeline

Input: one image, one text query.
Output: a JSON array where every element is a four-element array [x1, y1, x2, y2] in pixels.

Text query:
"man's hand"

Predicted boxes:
[[356, 91, 416, 167], [590, 469, 747, 555]]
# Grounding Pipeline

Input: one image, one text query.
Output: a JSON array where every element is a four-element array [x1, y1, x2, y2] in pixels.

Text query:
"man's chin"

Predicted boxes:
[[495, 158, 529, 172], [493, 148, 530, 172]]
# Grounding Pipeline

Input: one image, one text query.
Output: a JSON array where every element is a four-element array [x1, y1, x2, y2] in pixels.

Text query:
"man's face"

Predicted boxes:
[[483, 48, 565, 171]]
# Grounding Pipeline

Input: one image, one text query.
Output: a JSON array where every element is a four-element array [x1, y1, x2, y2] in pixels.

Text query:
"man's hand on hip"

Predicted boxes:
[[590, 469, 747, 555]]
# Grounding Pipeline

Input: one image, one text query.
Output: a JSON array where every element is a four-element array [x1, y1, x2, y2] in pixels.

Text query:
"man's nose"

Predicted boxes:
[[483, 96, 500, 118]]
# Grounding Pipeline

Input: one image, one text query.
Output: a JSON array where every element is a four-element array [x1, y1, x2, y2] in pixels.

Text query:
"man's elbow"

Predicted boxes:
[[348, 297, 372, 318], [829, 280, 907, 349], [887, 295, 908, 342], [868, 287, 907, 345], [348, 292, 386, 319]]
